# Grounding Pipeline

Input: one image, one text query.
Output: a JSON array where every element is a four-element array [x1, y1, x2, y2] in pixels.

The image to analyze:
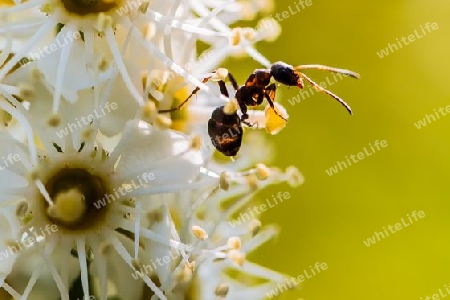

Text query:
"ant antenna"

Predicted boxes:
[[297, 72, 353, 114], [294, 64, 360, 79]]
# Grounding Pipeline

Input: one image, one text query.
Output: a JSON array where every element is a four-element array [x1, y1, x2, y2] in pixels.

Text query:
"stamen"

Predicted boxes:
[[219, 171, 230, 190], [53, 27, 75, 114], [255, 163, 270, 180], [146, 8, 229, 37], [105, 26, 144, 106], [163, 0, 180, 61], [227, 237, 241, 250], [192, 225, 208, 241], [17, 82, 35, 100], [246, 174, 259, 191], [76, 238, 90, 298], [190, 135, 202, 151], [228, 249, 245, 266], [182, 0, 236, 64], [15, 201, 28, 218], [1, 0, 45, 13], [21, 268, 41, 299], [212, 68, 229, 81], [1, 281, 21, 299], [48, 114, 62, 127], [39, 247, 70, 299], [110, 232, 166, 300], [248, 219, 262, 237], [285, 166, 304, 187], [154, 114, 172, 129], [35, 179, 55, 206], [134, 202, 141, 259], [0, 95, 38, 164], [215, 283, 230, 298], [223, 98, 239, 115], [0, 16, 55, 80], [93, 243, 108, 299], [129, 22, 219, 100]]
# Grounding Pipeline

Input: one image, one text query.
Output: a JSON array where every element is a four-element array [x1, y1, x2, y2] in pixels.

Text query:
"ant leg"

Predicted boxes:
[[264, 84, 288, 122], [266, 83, 277, 101], [226, 72, 239, 91], [159, 68, 241, 113], [235, 88, 249, 122], [297, 77, 304, 89], [298, 72, 353, 115], [294, 64, 360, 79], [217, 71, 238, 98], [217, 80, 229, 98], [242, 120, 259, 128], [158, 76, 214, 113]]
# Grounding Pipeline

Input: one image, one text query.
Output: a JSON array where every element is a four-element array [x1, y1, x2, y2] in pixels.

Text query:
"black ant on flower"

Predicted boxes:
[[159, 61, 359, 156]]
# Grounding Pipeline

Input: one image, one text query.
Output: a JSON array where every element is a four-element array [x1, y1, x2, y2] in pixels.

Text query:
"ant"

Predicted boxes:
[[158, 61, 359, 156]]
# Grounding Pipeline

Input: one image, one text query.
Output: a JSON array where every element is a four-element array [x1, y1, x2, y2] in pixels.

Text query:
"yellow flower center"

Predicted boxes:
[[44, 167, 111, 231]]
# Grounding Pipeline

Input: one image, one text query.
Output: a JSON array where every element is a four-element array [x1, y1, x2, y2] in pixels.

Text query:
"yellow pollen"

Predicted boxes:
[[192, 225, 208, 241], [223, 99, 239, 115], [230, 28, 242, 46], [264, 102, 289, 135], [255, 163, 271, 180], [227, 237, 242, 250], [249, 219, 262, 236], [48, 114, 61, 127], [212, 68, 228, 81], [215, 283, 230, 297], [219, 171, 230, 190]]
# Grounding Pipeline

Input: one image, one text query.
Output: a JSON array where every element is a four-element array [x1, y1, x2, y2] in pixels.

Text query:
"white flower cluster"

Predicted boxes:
[[0, 0, 302, 299]]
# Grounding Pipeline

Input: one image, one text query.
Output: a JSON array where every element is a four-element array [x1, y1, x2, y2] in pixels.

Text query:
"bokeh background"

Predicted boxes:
[[225, 0, 449, 299]]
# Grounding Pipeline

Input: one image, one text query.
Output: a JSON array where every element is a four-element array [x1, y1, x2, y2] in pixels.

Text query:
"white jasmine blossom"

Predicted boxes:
[[156, 163, 302, 299], [0, 93, 207, 299], [0, 0, 281, 120], [0, 91, 302, 299], [0, 0, 301, 299]]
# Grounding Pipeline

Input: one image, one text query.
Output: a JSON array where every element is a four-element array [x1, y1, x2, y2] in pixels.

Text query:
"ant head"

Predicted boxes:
[[270, 61, 300, 87]]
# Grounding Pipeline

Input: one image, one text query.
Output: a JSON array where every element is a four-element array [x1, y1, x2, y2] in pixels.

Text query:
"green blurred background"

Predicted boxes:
[[225, 0, 450, 299]]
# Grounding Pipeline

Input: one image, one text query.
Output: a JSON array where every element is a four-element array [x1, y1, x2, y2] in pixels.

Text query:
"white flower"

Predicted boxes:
[[154, 164, 303, 299], [0, 79, 302, 299], [0, 0, 298, 298], [0, 0, 281, 122], [0, 91, 208, 299]]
